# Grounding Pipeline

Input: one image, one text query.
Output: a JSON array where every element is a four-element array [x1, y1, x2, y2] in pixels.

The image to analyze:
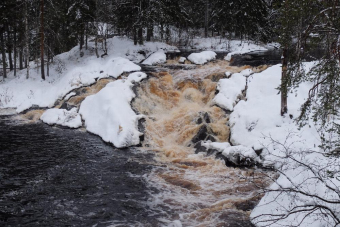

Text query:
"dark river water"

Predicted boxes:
[[0, 116, 163, 227]]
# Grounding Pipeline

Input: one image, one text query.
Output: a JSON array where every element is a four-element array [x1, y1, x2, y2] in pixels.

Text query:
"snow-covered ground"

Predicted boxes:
[[0, 37, 177, 112], [187, 37, 272, 52], [79, 72, 147, 148], [214, 63, 340, 227]]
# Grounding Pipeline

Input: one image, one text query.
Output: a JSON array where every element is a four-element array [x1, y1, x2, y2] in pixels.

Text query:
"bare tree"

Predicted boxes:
[[251, 133, 340, 226]]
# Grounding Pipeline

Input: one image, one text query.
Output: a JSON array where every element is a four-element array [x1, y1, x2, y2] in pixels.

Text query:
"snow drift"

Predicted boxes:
[[79, 72, 147, 148]]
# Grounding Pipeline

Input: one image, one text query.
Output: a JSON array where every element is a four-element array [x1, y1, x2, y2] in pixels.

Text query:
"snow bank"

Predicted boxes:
[[213, 73, 246, 111], [224, 63, 340, 226], [187, 38, 268, 53], [229, 64, 319, 153], [0, 57, 141, 113], [79, 72, 147, 148], [188, 51, 216, 65], [40, 108, 82, 128], [224, 41, 268, 61], [142, 50, 166, 65], [0, 37, 178, 113]]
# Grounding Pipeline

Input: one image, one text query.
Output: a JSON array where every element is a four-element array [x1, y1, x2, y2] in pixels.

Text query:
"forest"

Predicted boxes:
[[1, 0, 340, 227]]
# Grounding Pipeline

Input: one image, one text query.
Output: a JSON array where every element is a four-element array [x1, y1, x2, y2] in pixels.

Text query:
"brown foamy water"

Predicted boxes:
[[132, 62, 273, 226]]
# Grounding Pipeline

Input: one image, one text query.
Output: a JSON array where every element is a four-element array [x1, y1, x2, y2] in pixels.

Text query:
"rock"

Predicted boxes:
[[203, 112, 211, 123], [234, 197, 260, 211], [196, 117, 203, 124], [205, 72, 226, 82], [194, 142, 207, 154], [60, 102, 77, 111], [195, 112, 211, 125], [191, 125, 208, 144], [138, 50, 146, 57], [254, 148, 263, 156], [138, 118, 146, 133]]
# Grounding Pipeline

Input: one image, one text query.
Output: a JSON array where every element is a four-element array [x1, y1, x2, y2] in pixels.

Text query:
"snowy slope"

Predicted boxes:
[[219, 63, 340, 227], [0, 37, 178, 112]]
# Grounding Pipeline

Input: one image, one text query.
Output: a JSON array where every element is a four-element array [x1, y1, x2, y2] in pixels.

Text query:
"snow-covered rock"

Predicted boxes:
[[79, 72, 147, 148], [213, 73, 246, 111], [224, 44, 267, 61], [188, 51, 216, 65], [179, 57, 186, 63], [40, 108, 82, 128], [142, 50, 166, 65], [201, 141, 261, 166]]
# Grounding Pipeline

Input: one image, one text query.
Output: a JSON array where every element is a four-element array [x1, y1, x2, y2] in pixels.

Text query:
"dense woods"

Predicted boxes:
[[0, 0, 273, 79]]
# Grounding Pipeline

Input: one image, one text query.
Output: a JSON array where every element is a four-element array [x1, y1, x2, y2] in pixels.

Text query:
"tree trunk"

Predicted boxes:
[[160, 23, 164, 41], [138, 27, 143, 45], [0, 30, 7, 79], [7, 26, 13, 71], [204, 0, 209, 38], [25, 0, 29, 79], [281, 47, 288, 116], [166, 26, 170, 44], [95, 29, 99, 58], [47, 44, 49, 77], [146, 26, 153, 41], [14, 27, 17, 77], [85, 23, 88, 50], [79, 22, 84, 53], [19, 46, 23, 70], [133, 28, 138, 45], [40, 0, 45, 80]]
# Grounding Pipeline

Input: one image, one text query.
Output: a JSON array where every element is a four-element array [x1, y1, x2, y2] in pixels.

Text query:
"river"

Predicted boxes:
[[0, 54, 279, 227]]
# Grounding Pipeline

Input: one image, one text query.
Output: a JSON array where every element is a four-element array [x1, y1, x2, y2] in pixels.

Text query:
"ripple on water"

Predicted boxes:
[[0, 117, 164, 226]]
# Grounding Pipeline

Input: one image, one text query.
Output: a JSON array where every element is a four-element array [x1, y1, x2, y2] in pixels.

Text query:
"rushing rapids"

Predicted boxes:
[[132, 60, 274, 226], [1, 59, 275, 226]]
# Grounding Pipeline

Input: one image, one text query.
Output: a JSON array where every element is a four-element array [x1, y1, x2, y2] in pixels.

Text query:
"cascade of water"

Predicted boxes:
[[132, 62, 273, 226]]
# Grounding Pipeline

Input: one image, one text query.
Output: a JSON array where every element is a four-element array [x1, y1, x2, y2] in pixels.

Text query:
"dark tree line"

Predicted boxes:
[[0, 0, 274, 80]]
